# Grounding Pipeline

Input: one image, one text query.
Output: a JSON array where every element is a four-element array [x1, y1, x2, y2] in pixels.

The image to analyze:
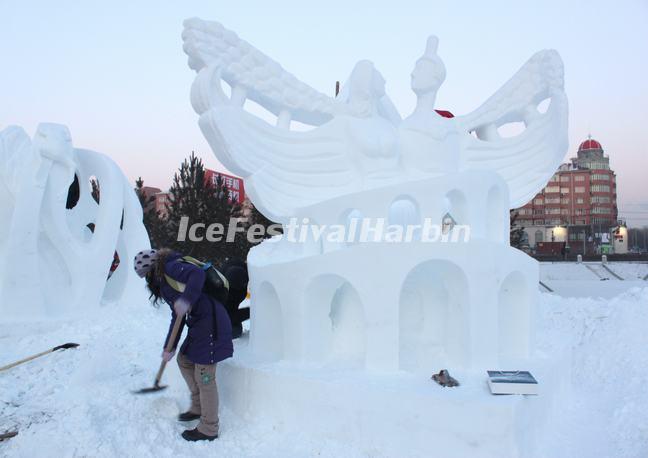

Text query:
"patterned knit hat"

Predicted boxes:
[[133, 249, 158, 278]]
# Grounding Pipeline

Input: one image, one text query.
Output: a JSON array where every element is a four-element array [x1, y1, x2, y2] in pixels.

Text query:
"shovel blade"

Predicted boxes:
[[133, 384, 168, 394], [53, 343, 80, 351]]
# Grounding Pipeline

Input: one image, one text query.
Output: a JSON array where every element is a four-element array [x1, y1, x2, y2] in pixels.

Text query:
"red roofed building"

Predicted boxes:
[[514, 136, 619, 253]]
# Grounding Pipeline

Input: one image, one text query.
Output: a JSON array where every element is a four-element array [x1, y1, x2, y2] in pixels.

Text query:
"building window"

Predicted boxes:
[[560, 187, 570, 194], [533, 198, 544, 205], [575, 175, 585, 182], [592, 173, 609, 181], [561, 198, 570, 204], [591, 196, 610, 204], [560, 176, 570, 182], [576, 198, 585, 204], [591, 185, 610, 193], [545, 186, 560, 193], [575, 186, 585, 193], [545, 197, 560, 204], [592, 207, 611, 214]]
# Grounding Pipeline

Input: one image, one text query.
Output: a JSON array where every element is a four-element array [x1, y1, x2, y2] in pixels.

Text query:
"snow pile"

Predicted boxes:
[[537, 287, 648, 458], [0, 297, 371, 458]]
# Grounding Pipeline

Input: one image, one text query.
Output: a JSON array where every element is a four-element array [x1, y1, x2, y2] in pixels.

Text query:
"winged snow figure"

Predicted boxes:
[[183, 18, 567, 222], [401, 36, 568, 208]]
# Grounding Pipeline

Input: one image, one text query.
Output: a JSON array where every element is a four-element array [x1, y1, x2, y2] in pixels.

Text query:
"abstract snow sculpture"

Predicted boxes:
[[184, 19, 569, 457], [0, 124, 149, 319]]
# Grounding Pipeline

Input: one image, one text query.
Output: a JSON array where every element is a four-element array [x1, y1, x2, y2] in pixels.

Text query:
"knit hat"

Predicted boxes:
[[133, 249, 158, 278]]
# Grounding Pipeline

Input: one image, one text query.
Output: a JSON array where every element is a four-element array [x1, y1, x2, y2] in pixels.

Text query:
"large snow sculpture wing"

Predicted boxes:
[[183, 19, 363, 222], [456, 50, 568, 208], [183, 17, 339, 126]]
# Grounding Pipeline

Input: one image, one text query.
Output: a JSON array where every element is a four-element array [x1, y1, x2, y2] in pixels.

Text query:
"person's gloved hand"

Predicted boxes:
[[174, 298, 191, 316], [162, 349, 176, 362]]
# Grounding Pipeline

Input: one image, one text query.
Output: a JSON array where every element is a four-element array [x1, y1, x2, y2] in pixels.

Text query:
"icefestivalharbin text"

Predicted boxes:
[[184, 18, 569, 457], [176, 216, 471, 244]]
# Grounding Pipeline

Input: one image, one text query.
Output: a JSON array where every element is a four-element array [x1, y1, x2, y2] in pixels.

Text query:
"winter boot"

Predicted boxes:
[[181, 428, 218, 442], [178, 411, 201, 422]]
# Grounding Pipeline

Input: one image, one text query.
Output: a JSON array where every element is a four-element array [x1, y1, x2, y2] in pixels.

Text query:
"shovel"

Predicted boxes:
[[0, 343, 79, 372], [134, 316, 184, 394]]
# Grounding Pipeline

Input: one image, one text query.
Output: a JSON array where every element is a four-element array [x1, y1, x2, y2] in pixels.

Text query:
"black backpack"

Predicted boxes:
[[165, 256, 229, 305]]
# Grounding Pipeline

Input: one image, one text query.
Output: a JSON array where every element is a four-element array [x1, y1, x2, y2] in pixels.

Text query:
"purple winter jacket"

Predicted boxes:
[[158, 253, 233, 365]]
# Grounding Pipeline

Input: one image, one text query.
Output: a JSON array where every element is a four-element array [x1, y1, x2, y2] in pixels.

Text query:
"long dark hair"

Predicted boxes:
[[145, 248, 173, 306]]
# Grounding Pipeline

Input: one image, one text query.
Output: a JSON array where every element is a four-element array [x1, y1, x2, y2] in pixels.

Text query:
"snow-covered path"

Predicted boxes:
[[0, 303, 366, 458]]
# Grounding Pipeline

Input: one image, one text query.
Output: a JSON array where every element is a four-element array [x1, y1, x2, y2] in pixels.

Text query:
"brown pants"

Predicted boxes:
[[177, 352, 219, 436]]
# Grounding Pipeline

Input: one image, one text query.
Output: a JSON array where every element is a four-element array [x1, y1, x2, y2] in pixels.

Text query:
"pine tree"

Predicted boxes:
[[510, 210, 527, 250]]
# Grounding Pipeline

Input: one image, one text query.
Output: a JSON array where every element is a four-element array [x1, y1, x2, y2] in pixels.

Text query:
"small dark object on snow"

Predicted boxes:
[[0, 431, 18, 442], [432, 369, 460, 387], [53, 343, 80, 351], [182, 428, 218, 442], [134, 382, 167, 394], [178, 411, 201, 422]]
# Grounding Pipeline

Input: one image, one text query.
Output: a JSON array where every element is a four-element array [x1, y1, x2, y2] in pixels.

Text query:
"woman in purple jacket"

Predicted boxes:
[[134, 248, 233, 442]]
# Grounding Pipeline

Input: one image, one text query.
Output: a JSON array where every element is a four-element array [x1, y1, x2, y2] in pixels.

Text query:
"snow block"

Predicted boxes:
[[219, 339, 570, 458]]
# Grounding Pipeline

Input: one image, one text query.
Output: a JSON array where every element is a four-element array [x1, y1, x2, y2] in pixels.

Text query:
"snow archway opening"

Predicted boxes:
[[304, 275, 366, 368], [253, 282, 284, 362], [399, 261, 470, 372]]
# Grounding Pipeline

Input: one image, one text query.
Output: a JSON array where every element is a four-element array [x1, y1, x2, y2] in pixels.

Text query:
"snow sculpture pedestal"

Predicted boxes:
[[218, 341, 569, 458], [245, 172, 535, 372]]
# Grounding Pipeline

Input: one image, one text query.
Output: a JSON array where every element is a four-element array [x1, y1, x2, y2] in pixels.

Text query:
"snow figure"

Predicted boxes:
[[0, 124, 149, 319], [184, 18, 568, 457]]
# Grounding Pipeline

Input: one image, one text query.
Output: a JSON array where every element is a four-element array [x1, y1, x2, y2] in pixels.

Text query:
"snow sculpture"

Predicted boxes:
[[0, 124, 150, 319], [184, 18, 569, 457], [184, 17, 567, 369]]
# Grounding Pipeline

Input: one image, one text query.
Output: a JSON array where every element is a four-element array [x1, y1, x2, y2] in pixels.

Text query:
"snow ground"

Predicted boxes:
[[540, 262, 648, 298], [1, 264, 648, 457]]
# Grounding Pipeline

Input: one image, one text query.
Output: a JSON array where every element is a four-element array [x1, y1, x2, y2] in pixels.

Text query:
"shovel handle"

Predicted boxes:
[[0, 343, 79, 372], [154, 315, 185, 386]]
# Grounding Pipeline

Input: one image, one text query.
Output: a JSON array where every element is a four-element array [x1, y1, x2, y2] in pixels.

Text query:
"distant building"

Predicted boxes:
[[138, 186, 170, 218], [514, 136, 620, 254], [204, 169, 246, 204]]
